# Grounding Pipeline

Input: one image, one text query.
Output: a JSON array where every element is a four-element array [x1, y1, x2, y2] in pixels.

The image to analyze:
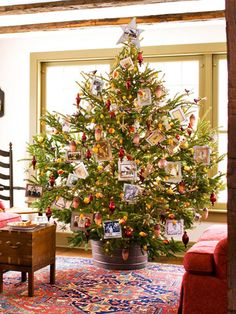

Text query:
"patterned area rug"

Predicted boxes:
[[0, 256, 184, 314]]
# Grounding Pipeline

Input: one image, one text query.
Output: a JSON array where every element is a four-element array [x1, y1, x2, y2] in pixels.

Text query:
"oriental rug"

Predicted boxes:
[[0, 256, 184, 314]]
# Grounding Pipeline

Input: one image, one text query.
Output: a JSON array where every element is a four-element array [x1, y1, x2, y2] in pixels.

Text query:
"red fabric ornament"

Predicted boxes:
[[95, 125, 103, 141], [76, 93, 81, 108], [182, 231, 189, 248], [189, 114, 196, 128], [154, 224, 161, 237], [84, 217, 91, 228], [82, 132, 87, 142], [210, 192, 217, 206], [133, 133, 140, 146], [69, 140, 77, 152], [109, 111, 116, 119], [85, 149, 92, 160], [32, 156, 37, 170], [137, 51, 143, 66], [125, 79, 131, 90], [109, 197, 116, 213], [158, 158, 167, 169], [105, 99, 111, 111], [118, 146, 125, 160], [94, 212, 102, 225], [124, 227, 133, 238], [72, 197, 80, 209], [178, 181, 186, 194], [46, 206, 52, 221], [49, 175, 55, 187], [139, 168, 145, 183]]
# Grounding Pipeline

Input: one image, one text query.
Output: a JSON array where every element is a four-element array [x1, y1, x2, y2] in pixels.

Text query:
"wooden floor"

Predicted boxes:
[[56, 247, 183, 265]]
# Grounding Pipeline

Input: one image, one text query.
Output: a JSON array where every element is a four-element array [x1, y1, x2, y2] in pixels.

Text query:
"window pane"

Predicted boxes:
[[149, 60, 199, 99], [218, 59, 228, 131], [45, 63, 110, 116], [218, 132, 227, 203]]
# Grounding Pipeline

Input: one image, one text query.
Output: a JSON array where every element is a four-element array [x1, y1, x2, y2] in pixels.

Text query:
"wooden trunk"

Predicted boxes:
[[91, 240, 148, 270]]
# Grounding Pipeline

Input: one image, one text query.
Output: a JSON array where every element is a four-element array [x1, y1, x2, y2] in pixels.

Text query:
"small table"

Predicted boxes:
[[0, 224, 56, 297]]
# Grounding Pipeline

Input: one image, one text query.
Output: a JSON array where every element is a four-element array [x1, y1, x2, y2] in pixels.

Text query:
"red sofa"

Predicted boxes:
[[178, 224, 227, 314]]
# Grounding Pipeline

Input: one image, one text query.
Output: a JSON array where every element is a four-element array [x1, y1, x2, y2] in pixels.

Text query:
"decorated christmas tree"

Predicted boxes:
[[26, 19, 224, 259]]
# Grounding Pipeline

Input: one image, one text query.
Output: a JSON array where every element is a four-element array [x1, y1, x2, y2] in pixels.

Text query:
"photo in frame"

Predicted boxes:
[[165, 219, 184, 236], [25, 184, 43, 198], [169, 106, 186, 124], [193, 146, 211, 165], [66, 173, 78, 187], [137, 88, 152, 106], [164, 161, 182, 183], [103, 220, 122, 239], [120, 57, 134, 70], [123, 183, 141, 203], [118, 160, 137, 181], [53, 196, 72, 210], [146, 130, 165, 146], [71, 212, 93, 231], [67, 150, 83, 162], [74, 162, 89, 179], [94, 141, 112, 162], [91, 77, 104, 96]]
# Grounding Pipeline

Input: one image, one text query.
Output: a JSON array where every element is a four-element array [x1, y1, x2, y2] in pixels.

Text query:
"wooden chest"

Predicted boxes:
[[0, 224, 56, 267]]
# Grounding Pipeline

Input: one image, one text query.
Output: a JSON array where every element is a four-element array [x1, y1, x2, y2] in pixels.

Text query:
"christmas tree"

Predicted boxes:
[[26, 19, 224, 259]]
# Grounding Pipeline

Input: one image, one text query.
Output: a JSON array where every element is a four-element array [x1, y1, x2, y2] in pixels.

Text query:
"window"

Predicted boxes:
[[213, 55, 228, 206], [34, 43, 227, 210]]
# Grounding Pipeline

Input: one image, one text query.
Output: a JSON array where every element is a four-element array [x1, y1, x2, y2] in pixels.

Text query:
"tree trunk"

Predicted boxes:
[[225, 0, 236, 313]]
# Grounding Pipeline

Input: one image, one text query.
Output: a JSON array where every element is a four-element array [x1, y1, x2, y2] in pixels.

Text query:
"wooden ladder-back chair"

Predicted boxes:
[[0, 143, 24, 208]]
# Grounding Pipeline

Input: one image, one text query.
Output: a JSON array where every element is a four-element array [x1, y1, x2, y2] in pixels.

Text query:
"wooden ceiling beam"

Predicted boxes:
[[0, 10, 225, 34], [0, 0, 197, 16]]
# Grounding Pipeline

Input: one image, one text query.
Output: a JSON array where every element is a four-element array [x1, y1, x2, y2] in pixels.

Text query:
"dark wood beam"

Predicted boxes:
[[0, 0, 196, 16], [226, 0, 236, 313], [0, 10, 225, 34]]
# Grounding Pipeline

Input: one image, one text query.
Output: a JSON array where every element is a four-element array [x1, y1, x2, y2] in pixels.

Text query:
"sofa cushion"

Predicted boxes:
[[184, 240, 219, 274], [198, 224, 227, 242], [214, 238, 227, 279], [0, 212, 21, 228]]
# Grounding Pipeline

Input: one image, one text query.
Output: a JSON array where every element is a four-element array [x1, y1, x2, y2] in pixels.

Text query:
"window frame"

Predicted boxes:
[[30, 43, 227, 213]]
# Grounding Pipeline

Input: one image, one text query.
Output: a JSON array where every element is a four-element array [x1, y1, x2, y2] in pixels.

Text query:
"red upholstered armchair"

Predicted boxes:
[[178, 224, 227, 314]]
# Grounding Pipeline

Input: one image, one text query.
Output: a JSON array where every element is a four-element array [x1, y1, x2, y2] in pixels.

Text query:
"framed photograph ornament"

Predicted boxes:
[[169, 106, 186, 124], [137, 88, 152, 106], [120, 57, 134, 70], [25, 184, 43, 198], [165, 219, 184, 236], [91, 77, 104, 96], [66, 173, 78, 187], [193, 146, 211, 165], [146, 130, 165, 146], [67, 150, 83, 162], [118, 160, 137, 181], [74, 162, 89, 179], [53, 196, 72, 210], [71, 212, 93, 231], [123, 183, 141, 203], [94, 141, 112, 162], [164, 161, 182, 183], [103, 220, 122, 239]]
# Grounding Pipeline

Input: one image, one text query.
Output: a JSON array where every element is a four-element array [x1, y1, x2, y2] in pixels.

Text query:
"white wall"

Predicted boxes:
[[0, 20, 226, 207]]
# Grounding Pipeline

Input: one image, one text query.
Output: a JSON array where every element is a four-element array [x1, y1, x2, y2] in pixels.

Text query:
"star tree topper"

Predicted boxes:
[[117, 18, 143, 48]]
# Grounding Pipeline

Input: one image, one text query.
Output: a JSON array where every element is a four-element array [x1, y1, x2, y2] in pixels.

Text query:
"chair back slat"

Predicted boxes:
[[0, 143, 14, 207]]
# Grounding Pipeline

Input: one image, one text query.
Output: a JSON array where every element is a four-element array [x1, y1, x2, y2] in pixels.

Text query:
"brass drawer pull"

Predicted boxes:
[[6, 241, 21, 249]]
